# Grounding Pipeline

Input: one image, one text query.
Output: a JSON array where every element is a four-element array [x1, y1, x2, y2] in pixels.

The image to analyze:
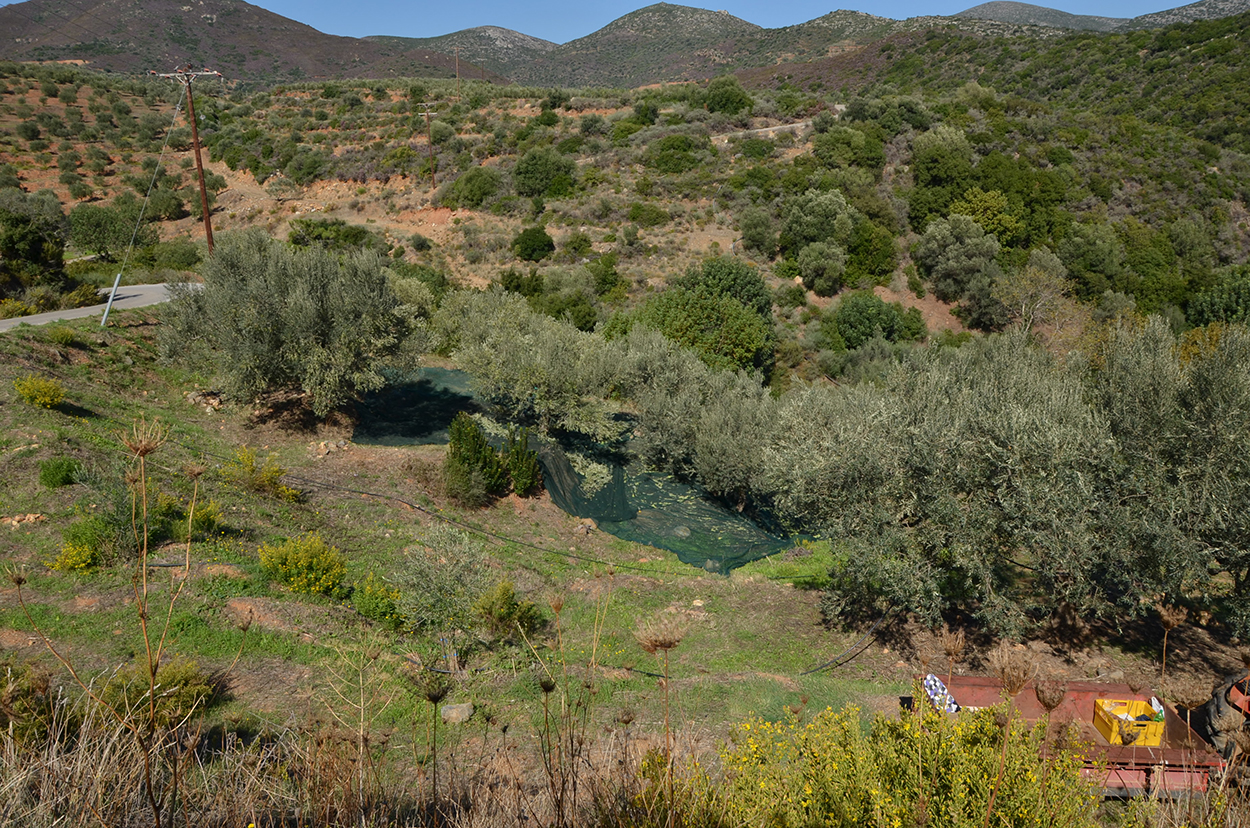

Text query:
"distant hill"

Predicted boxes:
[[955, 1, 1126, 30], [0, 0, 505, 83], [516, 3, 763, 88], [364, 27, 558, 82], [1117, 0, 1250, 28]]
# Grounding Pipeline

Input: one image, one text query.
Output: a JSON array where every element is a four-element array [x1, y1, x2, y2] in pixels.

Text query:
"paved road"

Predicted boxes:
[[0, 284, 176, 333]]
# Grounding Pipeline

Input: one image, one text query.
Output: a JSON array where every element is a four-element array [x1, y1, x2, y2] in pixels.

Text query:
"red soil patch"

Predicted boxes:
[[875, 285, 964, 334]]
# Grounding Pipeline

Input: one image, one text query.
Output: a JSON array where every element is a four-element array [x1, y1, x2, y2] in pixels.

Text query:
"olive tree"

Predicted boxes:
[[161, 230, 418, 417]]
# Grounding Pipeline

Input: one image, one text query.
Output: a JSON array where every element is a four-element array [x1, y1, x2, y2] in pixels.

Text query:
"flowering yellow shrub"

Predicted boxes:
[[51, 542, 100, 573], [718, 703, 1099, 828], [259, 533, 346, 596], [14, 375, 64, 408]]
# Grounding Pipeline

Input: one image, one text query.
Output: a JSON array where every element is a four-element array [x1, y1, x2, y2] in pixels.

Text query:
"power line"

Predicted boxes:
[[101, 83, 186, 325]]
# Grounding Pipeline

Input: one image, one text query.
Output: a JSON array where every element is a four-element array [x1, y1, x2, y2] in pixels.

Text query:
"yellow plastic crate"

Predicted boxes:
[[1094, 699, 1164, 747]]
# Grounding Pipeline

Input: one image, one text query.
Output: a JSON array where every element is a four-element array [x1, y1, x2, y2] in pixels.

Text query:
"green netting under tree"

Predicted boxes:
[[354, 367, 794, 571]]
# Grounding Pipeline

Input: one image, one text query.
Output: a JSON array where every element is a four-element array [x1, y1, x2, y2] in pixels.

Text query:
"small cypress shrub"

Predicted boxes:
[[259, 533, 347, 596], [39, 457, 82, 489], [13, 375, 64, 408], [505, 427, 542, 497], [446, 413, 508, 505], [474, 579, 543, 641]]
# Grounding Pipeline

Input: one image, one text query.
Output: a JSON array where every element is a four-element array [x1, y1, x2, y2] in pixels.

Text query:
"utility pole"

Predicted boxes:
[[415, 102, 438, 189], [152, 66, 222, 253]]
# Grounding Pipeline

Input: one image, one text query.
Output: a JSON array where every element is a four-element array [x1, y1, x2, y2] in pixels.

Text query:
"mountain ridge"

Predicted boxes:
[[955, 1, 1126, 30], [4, 0, 1250, 88], [0, 0, 505, 83]]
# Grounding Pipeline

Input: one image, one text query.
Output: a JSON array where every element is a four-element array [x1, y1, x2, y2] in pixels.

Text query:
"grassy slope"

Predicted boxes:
[[0, 310, 904, 747]]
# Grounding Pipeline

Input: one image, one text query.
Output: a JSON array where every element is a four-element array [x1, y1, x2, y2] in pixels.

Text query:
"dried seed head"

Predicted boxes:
[[424, 678, 450, 705], [6, 569, 26, 588], [634, 614, 687, 655], [988, 640, 1036, 698], [539, 677, 557, 695], [941, 625, 967, 664], [184, 463, 207, 480], [993, 708, 1010, 730], [119, 416, 168, 458], [1158, 603, 1188, 632], [236, 612, 253, 633], [1035, 679, 1068, 714], [548, 594, 565, 615], [616, 709, 635, 726], [1160, 674, 1213, 710]]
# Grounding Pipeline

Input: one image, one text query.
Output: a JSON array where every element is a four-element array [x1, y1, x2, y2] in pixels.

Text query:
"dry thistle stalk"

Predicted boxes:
[[988, 641, 1036, 699], [941, 625, 966, 684], [120, 416, 168, 459], [1158, 602, 1188, 682]]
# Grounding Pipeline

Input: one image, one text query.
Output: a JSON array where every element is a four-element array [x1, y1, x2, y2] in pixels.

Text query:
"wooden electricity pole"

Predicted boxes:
[[153, 66, 222, 253]]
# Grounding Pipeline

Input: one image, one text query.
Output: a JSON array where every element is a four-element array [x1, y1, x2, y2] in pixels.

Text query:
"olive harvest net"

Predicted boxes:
[[354, 367, 794, 571]]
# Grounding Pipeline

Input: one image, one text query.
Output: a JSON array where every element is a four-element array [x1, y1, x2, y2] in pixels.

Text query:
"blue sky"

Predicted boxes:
[[164, 0, 1176, 43]]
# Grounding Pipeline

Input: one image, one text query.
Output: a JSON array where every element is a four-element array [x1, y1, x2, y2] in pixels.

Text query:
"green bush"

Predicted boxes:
[[513, 147, 576, 198], [13, 375, 64, 408], [0, 299, 32, 319], [183, 498, 224, 542], [678, 256, 773, 319], [512, 226, 555, 262], [61, 513, 114, 558], [627, 202, 670, 227], [704, 75, 754, 115], [259, 532, 347, 596], [287, 217, 379, 251], [473, 579, 543, 640], [38, 457, 81, 489], [828, 291, 926, 350], [222, 447, 302, 501], [46, 326, 79, 347], [446, 413, 508, 505], [715, 704, 1098, 828], [442, 166, 503, 210], [353, 572, 402, 630], [505, 427, 542, 496], [0, 658, 53, 745], [99, 656, 215, 727], [393, 524, 490, 633], [626, 288, 773, 372]]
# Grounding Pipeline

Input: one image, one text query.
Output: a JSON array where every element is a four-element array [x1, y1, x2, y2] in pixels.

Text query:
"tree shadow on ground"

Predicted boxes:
[[352, 375, 478, 446]]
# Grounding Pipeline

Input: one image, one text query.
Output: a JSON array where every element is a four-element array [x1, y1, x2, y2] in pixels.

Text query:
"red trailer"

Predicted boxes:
[[930, 675, 1226, 797]]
